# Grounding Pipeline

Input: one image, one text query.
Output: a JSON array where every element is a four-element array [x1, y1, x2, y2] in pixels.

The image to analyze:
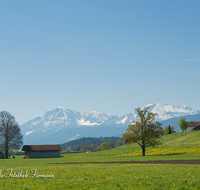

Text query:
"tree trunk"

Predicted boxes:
[[142, 145, 145, 156], [5, 135, 8, 159], [5, 148, 8, 159]]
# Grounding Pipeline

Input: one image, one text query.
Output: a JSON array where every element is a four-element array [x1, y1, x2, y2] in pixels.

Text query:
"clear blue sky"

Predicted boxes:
[[0, 0, 200, 125]]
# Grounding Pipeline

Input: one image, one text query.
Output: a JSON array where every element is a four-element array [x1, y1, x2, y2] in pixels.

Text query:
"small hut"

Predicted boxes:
[[22, 145, 62, 158]]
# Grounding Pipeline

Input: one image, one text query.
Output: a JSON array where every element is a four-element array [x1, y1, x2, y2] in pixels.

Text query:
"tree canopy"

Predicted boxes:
[[117, 140, 123, 146], [179, 117, 187, 132], [0, 111, 23, 158], [122, 107, 162, 156]]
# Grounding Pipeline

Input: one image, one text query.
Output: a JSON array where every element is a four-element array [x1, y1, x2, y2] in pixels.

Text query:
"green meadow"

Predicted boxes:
[[1, 131, 200, 189]]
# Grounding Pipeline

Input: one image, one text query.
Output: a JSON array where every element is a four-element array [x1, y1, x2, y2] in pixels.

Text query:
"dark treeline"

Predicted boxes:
[[60, 136, 123, 151]]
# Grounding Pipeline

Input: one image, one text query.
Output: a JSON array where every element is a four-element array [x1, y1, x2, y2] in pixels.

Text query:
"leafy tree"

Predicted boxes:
[[96, 144, 102, 151], [101, 142, 108, 150], [122, 107, 162, 156], [163, 125, 175, 135], [0, 111, 23, 158], [107, 142, 115, 149], [179, 117, 187, 132], [100, 141, 115, 150], [117, 140, 123, 146], [87, 143, 97, 151], [91, 144, 97, 150]]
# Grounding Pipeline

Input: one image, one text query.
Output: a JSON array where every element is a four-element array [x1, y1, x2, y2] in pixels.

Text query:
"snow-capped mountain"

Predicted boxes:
[[143, 103, 200, 121], [20, 103, 200, 145]]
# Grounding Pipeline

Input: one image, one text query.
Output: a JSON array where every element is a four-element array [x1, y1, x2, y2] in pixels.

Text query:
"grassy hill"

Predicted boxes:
[[160, 131, 200, 146], [54, 130, 200, 163], [91, 130, 200, 155]]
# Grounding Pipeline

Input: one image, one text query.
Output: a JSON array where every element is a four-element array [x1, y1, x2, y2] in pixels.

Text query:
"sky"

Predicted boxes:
[[0, 0, 200, 125]]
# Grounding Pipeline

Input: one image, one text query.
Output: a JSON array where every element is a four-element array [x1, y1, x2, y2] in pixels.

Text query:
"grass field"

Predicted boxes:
[[1, 131, 200, 189]]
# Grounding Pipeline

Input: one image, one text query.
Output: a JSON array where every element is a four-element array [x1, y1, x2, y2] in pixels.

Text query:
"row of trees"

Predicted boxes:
[[162, 117, 188, 135], [75, 140, 123, 152], [122, 107, 189, 156]]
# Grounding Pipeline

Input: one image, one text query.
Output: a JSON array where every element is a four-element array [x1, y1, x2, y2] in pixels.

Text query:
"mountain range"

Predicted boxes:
[[20, 103, 200, 145]]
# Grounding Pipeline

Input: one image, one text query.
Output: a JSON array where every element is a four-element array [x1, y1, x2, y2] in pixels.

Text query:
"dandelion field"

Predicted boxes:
[[1, 131, 200, 189], [1, 159, 200, 190]]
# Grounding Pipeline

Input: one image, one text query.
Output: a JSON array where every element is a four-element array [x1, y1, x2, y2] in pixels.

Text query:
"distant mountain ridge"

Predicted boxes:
[[20, 103, 200, 145]]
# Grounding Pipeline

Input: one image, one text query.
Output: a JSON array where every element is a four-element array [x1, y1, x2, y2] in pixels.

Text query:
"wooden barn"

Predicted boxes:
[[22, 145, 62, 158]]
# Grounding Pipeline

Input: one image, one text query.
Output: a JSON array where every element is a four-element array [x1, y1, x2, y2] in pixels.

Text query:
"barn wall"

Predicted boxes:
[[186, 127, 195, 132], [29, 150, 60, 158], [25, 151, 29, 158]]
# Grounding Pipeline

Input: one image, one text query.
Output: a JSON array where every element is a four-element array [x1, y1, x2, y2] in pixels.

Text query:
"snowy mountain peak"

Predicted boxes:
[[142, 103, 200, 120], [56, 106, 65, 109]]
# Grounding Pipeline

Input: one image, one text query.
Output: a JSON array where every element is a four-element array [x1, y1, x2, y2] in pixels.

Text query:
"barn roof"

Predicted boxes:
[[22, 145, 62, 151], [187, 121, 200, 128]]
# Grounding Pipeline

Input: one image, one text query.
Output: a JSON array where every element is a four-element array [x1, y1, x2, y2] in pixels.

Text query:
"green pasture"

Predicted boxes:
[[0, 161, 200, 190], [0, 131, 200, 189]]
